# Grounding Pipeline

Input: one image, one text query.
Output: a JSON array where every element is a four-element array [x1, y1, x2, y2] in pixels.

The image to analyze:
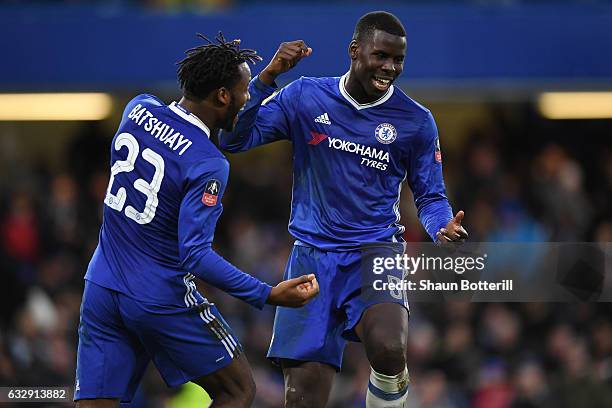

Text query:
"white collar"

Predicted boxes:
[[169, 101, 211, 138], [338, 73, 394, 110]]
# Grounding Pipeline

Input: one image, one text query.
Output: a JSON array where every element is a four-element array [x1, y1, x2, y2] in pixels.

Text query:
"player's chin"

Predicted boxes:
[[222, 115, 239, 132]]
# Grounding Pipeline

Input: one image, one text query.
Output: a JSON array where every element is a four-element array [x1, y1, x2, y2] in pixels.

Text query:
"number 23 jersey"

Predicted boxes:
[[86, 94, 235, 307]]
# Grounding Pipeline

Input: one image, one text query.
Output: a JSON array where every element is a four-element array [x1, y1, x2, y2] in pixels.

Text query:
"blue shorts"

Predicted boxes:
[[267, 244, 409, 370], [74, 280, 241, 403]]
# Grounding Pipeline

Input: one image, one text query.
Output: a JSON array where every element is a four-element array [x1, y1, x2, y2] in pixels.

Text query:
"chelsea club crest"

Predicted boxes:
[[374, 123, 397, 144]]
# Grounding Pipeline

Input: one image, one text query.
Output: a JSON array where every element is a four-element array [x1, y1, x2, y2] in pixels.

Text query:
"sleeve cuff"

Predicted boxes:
[[252, 75, 278, 94], [255, 283, 273, 309]]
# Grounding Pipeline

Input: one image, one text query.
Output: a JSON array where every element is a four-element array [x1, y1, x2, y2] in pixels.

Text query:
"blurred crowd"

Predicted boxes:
[[0, 101, 610, 407]]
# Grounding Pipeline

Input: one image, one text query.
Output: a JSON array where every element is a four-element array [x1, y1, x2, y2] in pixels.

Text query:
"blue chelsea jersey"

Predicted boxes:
[[220, 75, 453, 250], [86, 94, 271, 308]]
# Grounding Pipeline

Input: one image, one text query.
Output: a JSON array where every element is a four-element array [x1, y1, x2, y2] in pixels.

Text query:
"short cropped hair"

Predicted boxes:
[[352, 11, 406, 42], [177, 32, 261, 101]]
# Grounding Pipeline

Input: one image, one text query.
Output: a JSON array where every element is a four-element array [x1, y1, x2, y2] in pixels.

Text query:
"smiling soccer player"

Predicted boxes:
[[220, 11, 467, 408]]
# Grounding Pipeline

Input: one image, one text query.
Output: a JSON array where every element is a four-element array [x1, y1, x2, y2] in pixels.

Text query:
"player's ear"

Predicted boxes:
[[349, 40, 359, 60], [216, 87, 231, 106]]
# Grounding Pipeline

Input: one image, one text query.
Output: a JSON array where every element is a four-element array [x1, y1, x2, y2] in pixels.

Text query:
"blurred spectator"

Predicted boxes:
[[1, 192, 40, 266], [455, 135, 502, 214], [48, 174, 80, 248], [472, 358, 514, 408], [479, 304, 521, 357], [531, 145, 593, 240], [509, 360, 556, 408], [440, 321, 479, 389], [555, 339, 611, 408], [407, 370, 458, 408]]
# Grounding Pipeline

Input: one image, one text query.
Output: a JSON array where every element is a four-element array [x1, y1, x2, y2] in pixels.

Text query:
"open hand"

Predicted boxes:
[[267, 273, 319, 307], [259, 40, 312, 85], [436, 210, 469, 243]]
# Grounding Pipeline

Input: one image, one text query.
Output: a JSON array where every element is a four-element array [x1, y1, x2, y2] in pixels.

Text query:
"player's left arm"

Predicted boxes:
[[178, 159, 272, 308], [407, 112, 468, 243], [178, 159, 320, 308], [437, 210, 468, 243]]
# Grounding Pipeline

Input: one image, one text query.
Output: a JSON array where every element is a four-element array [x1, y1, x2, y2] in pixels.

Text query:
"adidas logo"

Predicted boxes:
[[314, 112, 331, 125]]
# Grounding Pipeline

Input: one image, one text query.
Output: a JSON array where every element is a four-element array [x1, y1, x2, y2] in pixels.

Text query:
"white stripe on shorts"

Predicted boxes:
[[199, 310, 235, 358]]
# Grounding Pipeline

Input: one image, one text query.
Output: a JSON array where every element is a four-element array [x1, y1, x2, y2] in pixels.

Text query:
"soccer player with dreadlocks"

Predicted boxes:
[[74, 33, 318, 408]]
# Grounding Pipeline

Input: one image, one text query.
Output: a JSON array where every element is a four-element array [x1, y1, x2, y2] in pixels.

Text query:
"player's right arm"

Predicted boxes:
[[218, 40, 312, 153], [178, 158, 318, 308]]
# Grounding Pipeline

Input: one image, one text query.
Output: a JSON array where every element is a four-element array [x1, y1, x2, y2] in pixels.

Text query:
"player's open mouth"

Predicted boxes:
[[373, 76, 392, 91]]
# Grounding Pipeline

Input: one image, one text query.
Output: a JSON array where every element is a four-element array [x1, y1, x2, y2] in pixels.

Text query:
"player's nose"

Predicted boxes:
[[381, 60, 395, 73]]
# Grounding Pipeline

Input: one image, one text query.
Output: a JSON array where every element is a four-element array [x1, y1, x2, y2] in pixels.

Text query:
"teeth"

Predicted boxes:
[[374, 77, 390, 85]]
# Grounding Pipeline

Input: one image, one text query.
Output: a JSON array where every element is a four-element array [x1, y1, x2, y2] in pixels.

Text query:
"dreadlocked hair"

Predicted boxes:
[[177, 32, 262, 101]]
